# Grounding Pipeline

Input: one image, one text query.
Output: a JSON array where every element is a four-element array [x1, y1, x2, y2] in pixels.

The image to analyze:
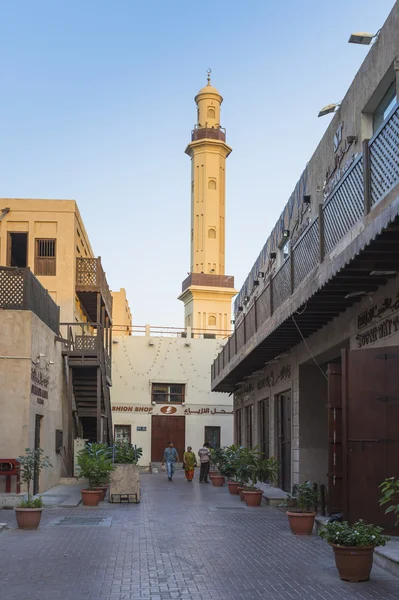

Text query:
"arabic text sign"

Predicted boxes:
[[184, 408, 233, 415]]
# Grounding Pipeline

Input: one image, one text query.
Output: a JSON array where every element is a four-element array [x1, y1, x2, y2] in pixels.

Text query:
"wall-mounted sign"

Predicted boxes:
[[184, 408, 233, 415], [160, 406, 177, 415], [356, 316, 399, 348], [31, 367, 49, 405], [137, 426, 147, 431], [112, 406, 153, 412]]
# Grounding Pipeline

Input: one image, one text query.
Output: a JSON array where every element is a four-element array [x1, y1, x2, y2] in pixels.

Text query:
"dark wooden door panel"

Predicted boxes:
[[151, 416, 185, 462], [343, 347, 399, 532]]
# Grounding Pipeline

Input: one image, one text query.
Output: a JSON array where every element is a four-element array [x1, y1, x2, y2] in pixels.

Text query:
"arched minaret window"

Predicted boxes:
[[208, 179, 216, 190], [208, 228, 216, 239], [207, 107, 215, 119], [208, 315, 216, 326]]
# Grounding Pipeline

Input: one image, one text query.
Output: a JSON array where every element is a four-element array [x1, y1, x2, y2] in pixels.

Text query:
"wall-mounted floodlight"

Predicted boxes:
[[253, 280, 259, 287], [344, 291, 366, 299], [303, 195, 311, 205], [270, 252, 277, 260], [318, 103, 341, 118], [348, 32, 376, 45], [258, 271, 265, 278], [238, 306, 243, 312]]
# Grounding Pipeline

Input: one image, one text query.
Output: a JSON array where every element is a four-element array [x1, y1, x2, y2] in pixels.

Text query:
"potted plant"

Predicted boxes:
[[15, 448, 52, 529], [77, 450, 115, 506], [109, 443, 143, 503], [319, 519, 389, 582], [286, 482, 317, 534], [85, 443, 112, 499], [242, 454, 279, 507], [209, 448, 227, 486], [223, 446, 242, 495]]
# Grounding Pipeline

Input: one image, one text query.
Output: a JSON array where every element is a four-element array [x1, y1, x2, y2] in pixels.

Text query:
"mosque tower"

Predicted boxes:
[[178, 72, 237, 337]]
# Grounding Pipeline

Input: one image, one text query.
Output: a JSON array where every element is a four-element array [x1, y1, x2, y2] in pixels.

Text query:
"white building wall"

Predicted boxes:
[[111, 332, 233, 466]]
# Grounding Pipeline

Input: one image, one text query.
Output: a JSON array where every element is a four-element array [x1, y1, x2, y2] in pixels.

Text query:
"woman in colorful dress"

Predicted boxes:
[[183, 446, 197, 482]]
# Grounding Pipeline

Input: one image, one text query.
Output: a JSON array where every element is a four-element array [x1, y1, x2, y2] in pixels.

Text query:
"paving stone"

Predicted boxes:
[[0, 472, 399, 599]]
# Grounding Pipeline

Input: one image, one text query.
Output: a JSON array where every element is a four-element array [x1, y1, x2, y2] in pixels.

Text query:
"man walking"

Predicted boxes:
[[162, 441, 179, 482], [198, 442, 211, 483]]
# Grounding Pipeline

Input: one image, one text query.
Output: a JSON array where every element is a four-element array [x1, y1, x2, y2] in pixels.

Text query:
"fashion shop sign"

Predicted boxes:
[[112, 406, 153, 412], [356, 292, 399, 347]]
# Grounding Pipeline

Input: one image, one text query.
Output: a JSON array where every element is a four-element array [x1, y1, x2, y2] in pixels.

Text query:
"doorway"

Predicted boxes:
[[276, 392, 291, 492], [341, 347, 399, 532], [205, 426, 221, 449], [259, 398, 269, 459], [7, 232, 28, 267], [33, 414, 43, 495], [151, 416, 185, 462]]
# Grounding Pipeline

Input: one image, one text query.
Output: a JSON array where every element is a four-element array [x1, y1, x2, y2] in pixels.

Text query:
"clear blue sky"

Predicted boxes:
[[0, 0, 395, 326]]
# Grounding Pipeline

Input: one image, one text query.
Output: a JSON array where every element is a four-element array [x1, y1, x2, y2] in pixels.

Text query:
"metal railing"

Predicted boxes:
[[191, 126, 226, 142], [112, 324, 232, 339], [212, 101, 399, 382], [0, 267, 60, 333]]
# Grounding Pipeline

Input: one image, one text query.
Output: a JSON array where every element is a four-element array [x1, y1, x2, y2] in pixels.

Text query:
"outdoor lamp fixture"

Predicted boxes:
[[283, 229, 290, 239], [270, 252, 277, 260], [370, 270, 396, 276], [231, 319, 235, 325], [182, 402, 186, 406], [253, 279, 259, 286], [238, 306, 244, 312], [303, 195, 311, 205], [244, 295, 250, 304], [348, 32, 378, 45], [344, 290, 367, 299], [151, 401, 156, 406], [258, 271, 265, 278], [318, 103, 341, 117]]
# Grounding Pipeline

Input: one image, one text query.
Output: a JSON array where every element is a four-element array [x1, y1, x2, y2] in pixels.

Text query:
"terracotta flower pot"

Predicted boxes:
[[238, 486, 247, 501], [14, 508, 43, 530], [81, 489, 103, 507], [227, 481, 240, 495], [331, 544, 374, 582], [209, 471, 218, 477], [94, 486, 108, 501], [287, 511, 316, 535], [211, 475, 225, 487], [243, 490, 263, 507]]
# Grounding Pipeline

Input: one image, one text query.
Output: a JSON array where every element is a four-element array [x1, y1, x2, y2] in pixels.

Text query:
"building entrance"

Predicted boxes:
[[151, 416, 185, 462]]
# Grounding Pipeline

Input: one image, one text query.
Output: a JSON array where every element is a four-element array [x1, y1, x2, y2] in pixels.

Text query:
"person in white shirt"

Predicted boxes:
[[198, 442, 211, 483]]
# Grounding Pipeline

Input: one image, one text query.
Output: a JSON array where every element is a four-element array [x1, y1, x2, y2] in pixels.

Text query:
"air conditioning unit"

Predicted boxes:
[[148, 338, 155, 346]]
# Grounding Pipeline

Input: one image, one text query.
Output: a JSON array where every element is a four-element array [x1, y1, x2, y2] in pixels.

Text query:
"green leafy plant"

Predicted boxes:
[[319, 519, 389, 548], [287, 482, 318, 513], [236, 446, 279, 490], [19, 497, 43, 509], [16, 448, 52, 504], [210, 448, 226, 472], [85, 442, 112, 459], [77, 451, 115, 489], [113, 443, 143, 465], [379, 477, 399, 525]]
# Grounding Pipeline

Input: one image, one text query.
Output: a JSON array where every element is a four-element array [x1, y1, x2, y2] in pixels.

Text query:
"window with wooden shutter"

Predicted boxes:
[[35, 239, 56, 276]]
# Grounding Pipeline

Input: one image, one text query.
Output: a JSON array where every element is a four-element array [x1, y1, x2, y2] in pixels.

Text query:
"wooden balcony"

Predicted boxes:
[[75, 257, 112, 321], [182, 272, 235, 293], [0, 266, 60, 333]]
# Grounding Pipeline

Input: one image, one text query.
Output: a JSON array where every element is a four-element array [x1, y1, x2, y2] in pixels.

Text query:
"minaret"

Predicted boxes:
[[178, 72, 237, 337]]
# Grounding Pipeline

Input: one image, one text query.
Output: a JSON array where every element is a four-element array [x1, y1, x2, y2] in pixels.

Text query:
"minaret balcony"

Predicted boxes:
[[182, 272, 234, 292], [191, 126, 226, 142]]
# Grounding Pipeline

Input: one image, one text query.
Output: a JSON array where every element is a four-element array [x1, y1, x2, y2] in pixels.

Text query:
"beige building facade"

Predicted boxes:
[[111, 326, 233, 467], [0, 277, 65, 499], [0, 199, 95, 324], [178, 77, 237, 336], [112, 288, 132, 336]]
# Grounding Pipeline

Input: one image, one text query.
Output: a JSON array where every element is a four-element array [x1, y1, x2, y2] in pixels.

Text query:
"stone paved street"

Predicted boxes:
[[1, 472, 399, 600]]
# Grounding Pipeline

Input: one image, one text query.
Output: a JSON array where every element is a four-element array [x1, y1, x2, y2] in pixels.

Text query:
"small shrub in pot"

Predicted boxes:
[[15, 448, 52, 529], [319, 519, 389, 582], [286, 482, 318, 535]]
